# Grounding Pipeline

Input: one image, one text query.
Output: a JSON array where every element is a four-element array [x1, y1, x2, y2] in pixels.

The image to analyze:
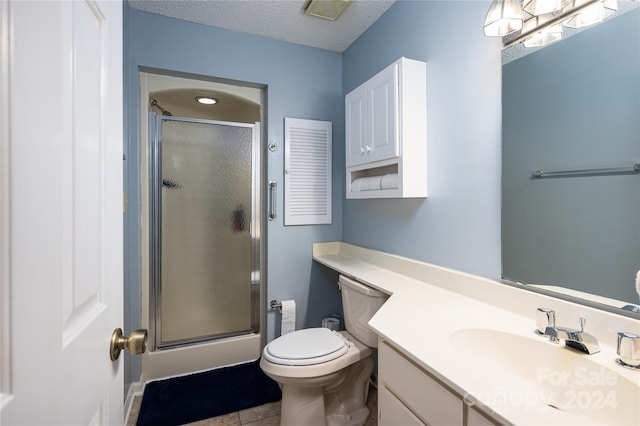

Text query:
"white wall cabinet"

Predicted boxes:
[[378, 339, 500, 426], [346, 63, 398, 167], [345, 57, 427, 199]]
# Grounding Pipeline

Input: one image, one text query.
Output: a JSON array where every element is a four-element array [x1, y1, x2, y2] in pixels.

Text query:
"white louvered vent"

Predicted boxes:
[[284, 117, 332, 226]]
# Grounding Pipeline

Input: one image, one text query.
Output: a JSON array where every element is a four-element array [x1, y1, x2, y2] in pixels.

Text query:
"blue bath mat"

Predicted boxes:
[[136, 359, 282, 426]]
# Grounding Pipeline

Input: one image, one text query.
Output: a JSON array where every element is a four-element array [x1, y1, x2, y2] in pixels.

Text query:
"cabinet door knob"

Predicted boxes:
[[365, 145, 371, 153], [360, 147, 366, 155]]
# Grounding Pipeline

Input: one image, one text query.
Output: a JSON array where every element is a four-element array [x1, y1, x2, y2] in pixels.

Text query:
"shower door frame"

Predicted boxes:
[[149, 114, 261, 351]]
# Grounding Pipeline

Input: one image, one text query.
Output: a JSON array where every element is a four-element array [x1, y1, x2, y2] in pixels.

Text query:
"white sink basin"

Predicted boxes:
[[449, 329, 640, 425]]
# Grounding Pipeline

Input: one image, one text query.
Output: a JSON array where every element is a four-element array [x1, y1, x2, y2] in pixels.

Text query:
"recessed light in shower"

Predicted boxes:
[[195, 96, 218, 105]]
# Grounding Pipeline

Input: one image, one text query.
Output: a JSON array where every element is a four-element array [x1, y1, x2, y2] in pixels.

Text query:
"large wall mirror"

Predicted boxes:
[[502, 5, 639, 316]]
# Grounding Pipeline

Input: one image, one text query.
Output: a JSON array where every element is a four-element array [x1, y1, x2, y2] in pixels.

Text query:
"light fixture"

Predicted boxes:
[[484, 0, 524, 37], [523, 0, 566, 16], [522, 13, 563, 47], [484, 0, 617, 47], [304, 0, 351, 21], [563, 0, 617, 28], [195, 96, 218, 105]]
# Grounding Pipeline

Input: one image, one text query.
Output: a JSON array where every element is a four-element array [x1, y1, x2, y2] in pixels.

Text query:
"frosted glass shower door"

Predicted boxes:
[[150, 116, 259, 349]]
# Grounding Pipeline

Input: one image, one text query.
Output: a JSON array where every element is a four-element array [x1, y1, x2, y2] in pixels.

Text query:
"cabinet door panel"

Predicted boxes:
[[345, 84, 367, 167], [380, 341, 463, 425], [379, 386, 425, 426], [467, 406, 500, 426], [367, 63, 399, 163]]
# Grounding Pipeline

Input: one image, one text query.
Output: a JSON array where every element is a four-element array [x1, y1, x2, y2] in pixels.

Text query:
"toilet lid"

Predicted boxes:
[[264, 328, 348, 366]]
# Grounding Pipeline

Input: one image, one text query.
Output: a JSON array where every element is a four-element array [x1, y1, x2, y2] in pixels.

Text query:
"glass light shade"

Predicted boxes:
[[484, 0, 523, 36], [523, 0, 565, 15], [522, 14, 563, 47], [563, 0, 617, 28]]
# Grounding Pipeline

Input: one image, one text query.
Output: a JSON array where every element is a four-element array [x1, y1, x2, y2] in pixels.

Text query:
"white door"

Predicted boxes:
[[1, 1, 124, 425]]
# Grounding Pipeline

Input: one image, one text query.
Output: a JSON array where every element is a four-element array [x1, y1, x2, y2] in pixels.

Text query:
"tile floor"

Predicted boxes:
[[127, 384, 378, 426]]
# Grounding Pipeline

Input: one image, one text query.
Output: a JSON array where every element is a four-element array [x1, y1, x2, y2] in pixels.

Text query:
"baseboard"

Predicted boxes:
[[124, 377, 145, 425], [144, 357, 262, 385]]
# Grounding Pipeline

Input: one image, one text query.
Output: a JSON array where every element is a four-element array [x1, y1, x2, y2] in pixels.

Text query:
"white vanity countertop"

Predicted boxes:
[[312, 242, 640, 426]]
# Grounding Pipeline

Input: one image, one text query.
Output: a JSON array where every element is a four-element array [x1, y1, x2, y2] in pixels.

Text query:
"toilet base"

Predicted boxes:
[[279, 357, 374, 426], [326, 407, 369, 426], [324, 356, 373, 426]]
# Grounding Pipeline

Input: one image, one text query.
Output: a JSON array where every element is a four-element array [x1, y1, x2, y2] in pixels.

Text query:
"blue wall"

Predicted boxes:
[[124, 7, 345, 388], [342, 1, 502, 278], [124, 0, 503, 388]]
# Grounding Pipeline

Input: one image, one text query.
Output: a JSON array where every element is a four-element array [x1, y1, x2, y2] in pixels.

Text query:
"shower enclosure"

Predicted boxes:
[[149, 114, 261, 350]]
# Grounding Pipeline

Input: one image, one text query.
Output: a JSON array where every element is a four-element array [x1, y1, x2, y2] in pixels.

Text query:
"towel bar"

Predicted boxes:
[[532, 163, 640, 178]]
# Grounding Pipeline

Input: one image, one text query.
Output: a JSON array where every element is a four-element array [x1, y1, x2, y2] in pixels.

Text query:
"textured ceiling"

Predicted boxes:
[[128, 0, 396, 52]]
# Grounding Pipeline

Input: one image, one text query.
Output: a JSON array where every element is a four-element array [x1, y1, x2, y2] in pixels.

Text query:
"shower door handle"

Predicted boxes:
[[268, 181, 277, 221]]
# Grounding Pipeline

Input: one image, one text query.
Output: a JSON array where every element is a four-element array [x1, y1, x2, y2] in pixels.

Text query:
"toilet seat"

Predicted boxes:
[[263, 328, 349, 366]]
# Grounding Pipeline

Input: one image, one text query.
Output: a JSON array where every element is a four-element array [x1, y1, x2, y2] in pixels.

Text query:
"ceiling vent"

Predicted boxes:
[[304, 0, 352, 21]]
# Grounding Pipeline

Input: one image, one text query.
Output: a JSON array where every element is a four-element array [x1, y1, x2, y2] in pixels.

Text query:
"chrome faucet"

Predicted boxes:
[[535, 308, 556, 335], [543, 316, 600, 355]]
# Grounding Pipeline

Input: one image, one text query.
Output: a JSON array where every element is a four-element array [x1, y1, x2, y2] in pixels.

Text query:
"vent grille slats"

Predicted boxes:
[[284, 118, 332, 225]]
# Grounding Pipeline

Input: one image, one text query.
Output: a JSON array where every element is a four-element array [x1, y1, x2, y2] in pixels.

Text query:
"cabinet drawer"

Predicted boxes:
[[379, 385, 425, 426], [379, 340, 463, 425], [467, 406, 500, 426]]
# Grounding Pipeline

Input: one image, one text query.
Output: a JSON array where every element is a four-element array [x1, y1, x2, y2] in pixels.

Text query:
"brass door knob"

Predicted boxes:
[[110, 328, 148, 361]]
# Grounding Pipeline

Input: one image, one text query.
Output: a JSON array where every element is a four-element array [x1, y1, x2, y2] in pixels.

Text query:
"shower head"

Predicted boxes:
[[150, 98, 173, 117]]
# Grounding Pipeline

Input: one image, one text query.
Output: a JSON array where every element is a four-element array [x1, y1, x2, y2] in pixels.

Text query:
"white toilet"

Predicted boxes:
[[260, 275, 388, 426]]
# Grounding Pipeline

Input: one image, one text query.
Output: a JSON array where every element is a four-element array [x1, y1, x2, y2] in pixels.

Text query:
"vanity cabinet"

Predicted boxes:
[[378, 384, 424, 426], [378, 339, 500, 426], [467, 407, 500, 426], [378, 339, 462, 425], [345, 57, 427, 199]]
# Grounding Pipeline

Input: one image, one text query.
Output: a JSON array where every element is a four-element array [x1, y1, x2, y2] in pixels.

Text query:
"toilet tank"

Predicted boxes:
[[339, 275, 389, 347]]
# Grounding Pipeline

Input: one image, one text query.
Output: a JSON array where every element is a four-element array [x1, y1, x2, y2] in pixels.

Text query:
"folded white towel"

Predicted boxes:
[[381, 173, 399, 190], [368, 176, 382, 191], [350, 175, 392, 192], [351, 177, 376, 192], [350, 178, 364, 192], [360, 177, 372, 191]]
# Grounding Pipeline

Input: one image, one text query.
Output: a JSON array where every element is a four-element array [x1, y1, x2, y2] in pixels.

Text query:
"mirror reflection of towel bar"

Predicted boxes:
[[532, 163, 640, 178]]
